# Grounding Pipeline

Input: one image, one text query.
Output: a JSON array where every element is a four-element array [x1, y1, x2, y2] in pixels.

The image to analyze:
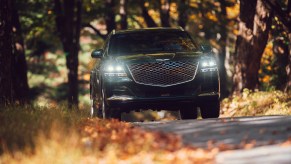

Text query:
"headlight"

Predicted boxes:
[[106, 66, 115, 72], [201, 60, 216, 67], [200, 59, 217, 72], [104, 64, 127, 77]]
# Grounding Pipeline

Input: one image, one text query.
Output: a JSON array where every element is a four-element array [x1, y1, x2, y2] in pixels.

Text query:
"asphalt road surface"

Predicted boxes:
[[135, 116, 291, 163]]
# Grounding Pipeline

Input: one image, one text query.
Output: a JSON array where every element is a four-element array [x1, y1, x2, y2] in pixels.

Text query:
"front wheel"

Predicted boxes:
[[100, 89, 122, 120], [200, 100, 220, 119], [90, 99, 96, 117], [90, 84, 102, 118], [110, 109, 122, 120], [180, 105, 198, 119]]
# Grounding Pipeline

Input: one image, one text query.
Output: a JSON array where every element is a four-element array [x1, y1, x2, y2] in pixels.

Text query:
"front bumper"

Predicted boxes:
[[102, 67, 219, 110], [107, 93, 219, 111]]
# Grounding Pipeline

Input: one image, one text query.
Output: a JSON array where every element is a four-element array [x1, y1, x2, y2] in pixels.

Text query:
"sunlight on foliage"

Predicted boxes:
[[259, 42, 274, 89], [0, 106, 216, 164], [221, 90, 291, 117], [226, 3, 239, 19], [206, 12, 218, 22], [170, 2, 178, 20]]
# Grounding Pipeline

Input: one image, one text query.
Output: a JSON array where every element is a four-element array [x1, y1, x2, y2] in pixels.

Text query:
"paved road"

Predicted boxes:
[[135, 116, 291, 163]]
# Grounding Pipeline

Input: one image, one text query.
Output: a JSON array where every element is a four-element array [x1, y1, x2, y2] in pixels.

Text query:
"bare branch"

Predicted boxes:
[[82, 23, 107, 40]]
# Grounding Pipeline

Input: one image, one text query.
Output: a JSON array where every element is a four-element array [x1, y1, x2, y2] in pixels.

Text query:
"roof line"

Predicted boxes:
[[113, 27, 184, 34]]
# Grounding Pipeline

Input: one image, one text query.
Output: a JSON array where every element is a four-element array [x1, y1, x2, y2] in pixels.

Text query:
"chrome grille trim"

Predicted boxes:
[[127, 60, 198, 87]]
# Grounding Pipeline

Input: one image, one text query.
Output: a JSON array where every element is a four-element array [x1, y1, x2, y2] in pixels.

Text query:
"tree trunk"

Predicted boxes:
[[233, 0, 272, 93], [159, 0, 170, 27], [286, 33, 291, 92], [139, 0, 158, 27], [178, 0, 187, 29], [218, 0, 229, 98], [272, 38, 288, 90], [11, 1, 29, 104], [0, 0, 14, 105], [262, 0, 291, 91], [119, 0, 128, 29], [105, 0, 116, 33], [285, 0, 291, 92], [54, 0, 81, 109]]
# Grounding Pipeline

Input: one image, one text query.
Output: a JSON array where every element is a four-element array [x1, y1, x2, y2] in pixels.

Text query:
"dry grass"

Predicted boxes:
[[1, 90, 289, 163], [221, 90, 291, 117], [0, 106, 216, 164]]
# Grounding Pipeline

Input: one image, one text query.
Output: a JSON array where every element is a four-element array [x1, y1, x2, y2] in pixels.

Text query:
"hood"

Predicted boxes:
[[111, 52, 203, 64]]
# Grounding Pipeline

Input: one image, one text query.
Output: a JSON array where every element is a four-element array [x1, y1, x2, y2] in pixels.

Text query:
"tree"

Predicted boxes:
[[159, 0, 171, 27], [83, 0, 119, 39], [11, 0, 30, 104], [177, 0, 188, 29], [54, 0, 82, 108], [120, 0, 128, 29], [233, 0, 272, 93], [185, 0, 235, 97], [139, 0, 158, 27], [217, 0, 231, 98], [105, 0, 117, 33], [0, 0, 14, 105], [263, 0, 291, 92]]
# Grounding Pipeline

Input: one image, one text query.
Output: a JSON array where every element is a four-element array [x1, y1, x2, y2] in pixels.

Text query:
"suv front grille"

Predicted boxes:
[[127, 60, 198, 87]]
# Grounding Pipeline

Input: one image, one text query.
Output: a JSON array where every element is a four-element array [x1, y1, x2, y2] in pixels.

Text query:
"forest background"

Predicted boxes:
[[0, 0, 290, 112], [1, 0, 291, 162]]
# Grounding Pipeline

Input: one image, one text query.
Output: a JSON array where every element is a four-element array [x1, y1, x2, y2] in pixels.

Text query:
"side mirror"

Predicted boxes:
[[91, 49, 103, 58], [200, 45, 212, 53]]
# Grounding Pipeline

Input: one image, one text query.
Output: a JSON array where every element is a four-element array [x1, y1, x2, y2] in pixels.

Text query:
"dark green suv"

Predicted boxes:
[[90, 27, 220, 120]]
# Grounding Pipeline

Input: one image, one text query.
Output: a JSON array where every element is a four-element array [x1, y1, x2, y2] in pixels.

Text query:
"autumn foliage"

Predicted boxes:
[[0, 107, 216, 163], [221, 90, 291, 117], [1, 90, 291, 163]]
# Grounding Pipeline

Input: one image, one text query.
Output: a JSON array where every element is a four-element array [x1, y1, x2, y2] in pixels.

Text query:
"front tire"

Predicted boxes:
[[101, 89, 122, 120], [180, 105, 198, 119], [90, 99, 96, 117], [110, 109, 122, 120], [200, 100, 220, 118]]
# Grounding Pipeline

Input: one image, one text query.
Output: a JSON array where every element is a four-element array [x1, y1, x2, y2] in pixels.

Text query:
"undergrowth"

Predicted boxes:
[[221, 90, 291, 117], [0, 106, 215, 164], [1, 90, 290, 163]]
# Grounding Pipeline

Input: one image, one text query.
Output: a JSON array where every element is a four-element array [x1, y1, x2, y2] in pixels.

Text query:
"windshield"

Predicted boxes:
[[108, 31, 198, 56]]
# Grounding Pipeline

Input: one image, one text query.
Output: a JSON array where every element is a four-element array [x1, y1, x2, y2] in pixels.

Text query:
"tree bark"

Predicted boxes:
[[287, 33, 291, 92], [119, 0, 128, 29], [233, 0, 272, 93], [54, 0, 81, 109], [264, 0, 291, 92], [178, 0, 187, 29], [159, 0, 170, 27], [262, 0, 291, 91], [0, 0, 14, 105], [139, 0, 158, 27], [272, 38, 288, 90], [105, 0, 116, 33], [285, 0, 291, 92], [217, 0, 229, 98], [11, 1, 29, 104]]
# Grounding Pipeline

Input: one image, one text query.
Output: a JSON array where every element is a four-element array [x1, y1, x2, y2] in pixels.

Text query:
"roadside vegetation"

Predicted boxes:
[[1, 90, 290, 163], [0, 106, 216, 164], [1, 0, 291, 163], [221, 90, 291, 117]]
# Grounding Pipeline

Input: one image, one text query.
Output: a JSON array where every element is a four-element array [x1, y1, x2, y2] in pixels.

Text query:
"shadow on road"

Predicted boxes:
[[135, 116, 291, 148]]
